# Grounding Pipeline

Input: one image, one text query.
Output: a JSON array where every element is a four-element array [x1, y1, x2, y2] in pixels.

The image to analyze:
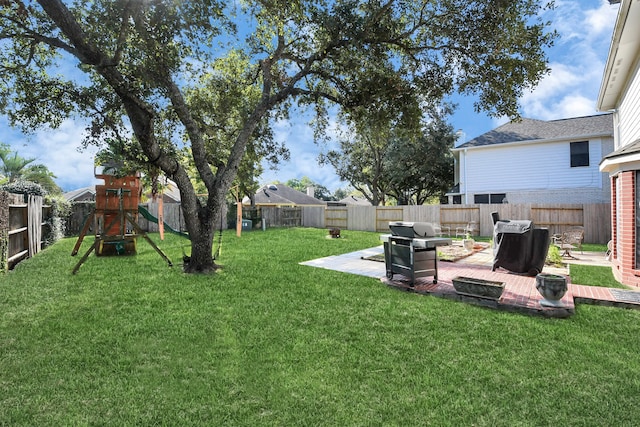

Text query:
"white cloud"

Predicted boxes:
[[583, 1, 619, 39], [5, 119, 99, 191], [518, 0, 617, 121], [260, 116, 347, 191]]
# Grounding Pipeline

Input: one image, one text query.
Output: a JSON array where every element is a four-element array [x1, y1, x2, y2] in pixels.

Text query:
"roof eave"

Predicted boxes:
[[597, 0, 638, 111]]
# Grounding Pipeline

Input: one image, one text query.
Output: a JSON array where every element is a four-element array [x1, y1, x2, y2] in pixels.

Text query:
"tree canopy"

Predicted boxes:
[[325, 106, 456, 205], [384, 108, 457, 205], [0, 0, 555, 272]]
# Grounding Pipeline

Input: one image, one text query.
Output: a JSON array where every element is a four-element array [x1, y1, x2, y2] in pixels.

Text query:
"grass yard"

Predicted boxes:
[[2, 228, 640, 425]]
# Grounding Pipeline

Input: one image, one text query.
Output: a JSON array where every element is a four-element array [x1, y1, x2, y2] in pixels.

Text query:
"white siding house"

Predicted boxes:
[[449, 115, 614, 205], [597, 0, 640, 287]]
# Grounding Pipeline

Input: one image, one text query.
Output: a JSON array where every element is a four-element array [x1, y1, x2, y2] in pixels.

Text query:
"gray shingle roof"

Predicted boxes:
[[63, 186, 96, 201], [338, 195, 371, 206], [456, 114, 613, 149]]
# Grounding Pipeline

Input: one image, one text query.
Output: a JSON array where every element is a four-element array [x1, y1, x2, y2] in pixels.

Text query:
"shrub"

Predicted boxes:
[[0, 180, 47, 198], [44, 195, 72, 245]]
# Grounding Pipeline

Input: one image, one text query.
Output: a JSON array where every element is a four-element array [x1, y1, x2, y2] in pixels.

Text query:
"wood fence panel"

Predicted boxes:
[[138, 203, 158, 232], [162, 203, 187, 232], [3, 193, 49, 270], [403, 205, 440, 223], [65, 202, 95, 236], [262, 206, 302, 227], [583, 203, 611, 244], [441, 206, 481, 235], [148, 203, 187, 232], [8, 202, 27, 265], [27, 195, 42, 257], [375, 207, 403, 232], [347, 206, 376, 231], [531, 204, 584, 237], [302, 206, 325, 228], [325, 207, 348, 229], [281, 207, 301, 227], [261, 206, 277, 228]]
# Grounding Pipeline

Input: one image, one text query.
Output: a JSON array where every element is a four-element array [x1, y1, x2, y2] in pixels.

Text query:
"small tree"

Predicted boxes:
[[384, 109, 456, 205]]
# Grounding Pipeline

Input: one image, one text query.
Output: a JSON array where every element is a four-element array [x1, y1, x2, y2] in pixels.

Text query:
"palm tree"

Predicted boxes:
[[0, 150, 36, 183], [0, 145, 61, 194]]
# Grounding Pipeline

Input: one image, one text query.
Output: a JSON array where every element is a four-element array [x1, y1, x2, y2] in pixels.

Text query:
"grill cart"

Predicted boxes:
[[491, 212, 550, 276], [382, 222, 451, 286]]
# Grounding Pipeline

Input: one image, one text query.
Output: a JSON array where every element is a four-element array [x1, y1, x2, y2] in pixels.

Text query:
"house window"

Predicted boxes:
[[570, 141, 589, 167], [474, 194, 489, 204], [474, 193, 506, 204]]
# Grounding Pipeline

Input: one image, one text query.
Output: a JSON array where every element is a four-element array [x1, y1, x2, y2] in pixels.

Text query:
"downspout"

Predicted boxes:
[[463, 148, 468, 204]]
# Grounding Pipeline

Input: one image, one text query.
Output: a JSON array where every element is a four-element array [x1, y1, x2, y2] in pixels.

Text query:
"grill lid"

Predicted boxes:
[[494, 220, 532, 234], [388, 221, 436, 238]]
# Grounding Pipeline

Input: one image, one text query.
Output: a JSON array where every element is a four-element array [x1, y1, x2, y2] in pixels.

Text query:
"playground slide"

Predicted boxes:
[[138, 205, 190, 239]]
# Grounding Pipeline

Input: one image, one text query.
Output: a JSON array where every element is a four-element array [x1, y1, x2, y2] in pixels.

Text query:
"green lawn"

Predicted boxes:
[[2, 228, 640, 425]]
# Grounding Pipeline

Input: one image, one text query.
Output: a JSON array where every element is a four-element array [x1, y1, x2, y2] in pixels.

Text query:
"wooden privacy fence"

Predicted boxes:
[[311, 203, 611, 244], [66, 202, 227, 236], [0, 191, 51, 272], [137, 202, 189, 233], [65, 202, 612, 244]]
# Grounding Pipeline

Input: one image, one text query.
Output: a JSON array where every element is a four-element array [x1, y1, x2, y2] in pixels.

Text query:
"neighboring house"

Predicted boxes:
[[244, 184, 326, 207], [597, 0, 640, 287], [63, 186, 96, 202], [449, 114, 614, 205]]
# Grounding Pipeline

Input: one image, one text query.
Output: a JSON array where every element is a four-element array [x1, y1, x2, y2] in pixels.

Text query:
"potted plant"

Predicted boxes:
[[535, 273, 568, 307], [462, 231, 474, 251]]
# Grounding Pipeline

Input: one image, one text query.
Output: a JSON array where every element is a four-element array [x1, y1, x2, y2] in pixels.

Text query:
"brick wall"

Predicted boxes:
[[610, 171, 640, 287]]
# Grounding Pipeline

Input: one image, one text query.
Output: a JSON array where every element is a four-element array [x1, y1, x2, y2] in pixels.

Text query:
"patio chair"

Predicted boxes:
[[554, 228, 584, 258], [455, 221, 477, 238], [433, 223, 450, 237], [605, 240, 612, 261], [564, 227, 584, 254]]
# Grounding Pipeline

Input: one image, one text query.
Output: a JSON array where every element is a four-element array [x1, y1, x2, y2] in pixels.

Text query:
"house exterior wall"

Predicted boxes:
[[607, 62, 640, 287], [596, 0, 640, 288], [460, 137, 612, 204]]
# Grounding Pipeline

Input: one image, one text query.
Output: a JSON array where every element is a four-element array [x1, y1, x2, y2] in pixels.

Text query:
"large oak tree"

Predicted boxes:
[[0, 0, 555, 273]]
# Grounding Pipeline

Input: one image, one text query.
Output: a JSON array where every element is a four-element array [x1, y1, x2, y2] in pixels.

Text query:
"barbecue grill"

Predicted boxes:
[[382, 222, 451, 286], [491, 212, 550, 276]]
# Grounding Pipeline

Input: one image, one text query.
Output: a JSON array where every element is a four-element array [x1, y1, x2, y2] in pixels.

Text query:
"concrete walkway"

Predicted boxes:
[[300, 245, 640, 318]]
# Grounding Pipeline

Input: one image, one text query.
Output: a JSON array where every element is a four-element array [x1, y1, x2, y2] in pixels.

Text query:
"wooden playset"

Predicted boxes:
[[71, 171, 172, 274]]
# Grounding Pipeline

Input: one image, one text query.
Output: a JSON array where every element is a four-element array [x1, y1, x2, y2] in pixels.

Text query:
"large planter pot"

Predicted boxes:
[[452, 276, 505, 300], [463, 238, 475, 252], [536, 273, 568, 307]]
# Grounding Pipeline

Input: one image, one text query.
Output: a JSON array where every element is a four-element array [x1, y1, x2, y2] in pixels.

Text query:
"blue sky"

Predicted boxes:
[[0, 0, 619, 193]]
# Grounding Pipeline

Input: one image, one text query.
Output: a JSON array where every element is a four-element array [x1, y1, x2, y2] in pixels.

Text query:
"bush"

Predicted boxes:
[[546, 244, 563, 266], [44, 195, 72, 245], [0, 180, 47, 198]]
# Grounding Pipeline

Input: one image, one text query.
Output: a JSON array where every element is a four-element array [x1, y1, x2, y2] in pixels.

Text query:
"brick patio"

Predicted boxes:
[[300, 245, 640, 318]]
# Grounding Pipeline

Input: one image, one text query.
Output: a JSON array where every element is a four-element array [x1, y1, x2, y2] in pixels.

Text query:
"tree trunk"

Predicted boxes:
[[181, 200, 217, 274], [185, 224, 215, 273]]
